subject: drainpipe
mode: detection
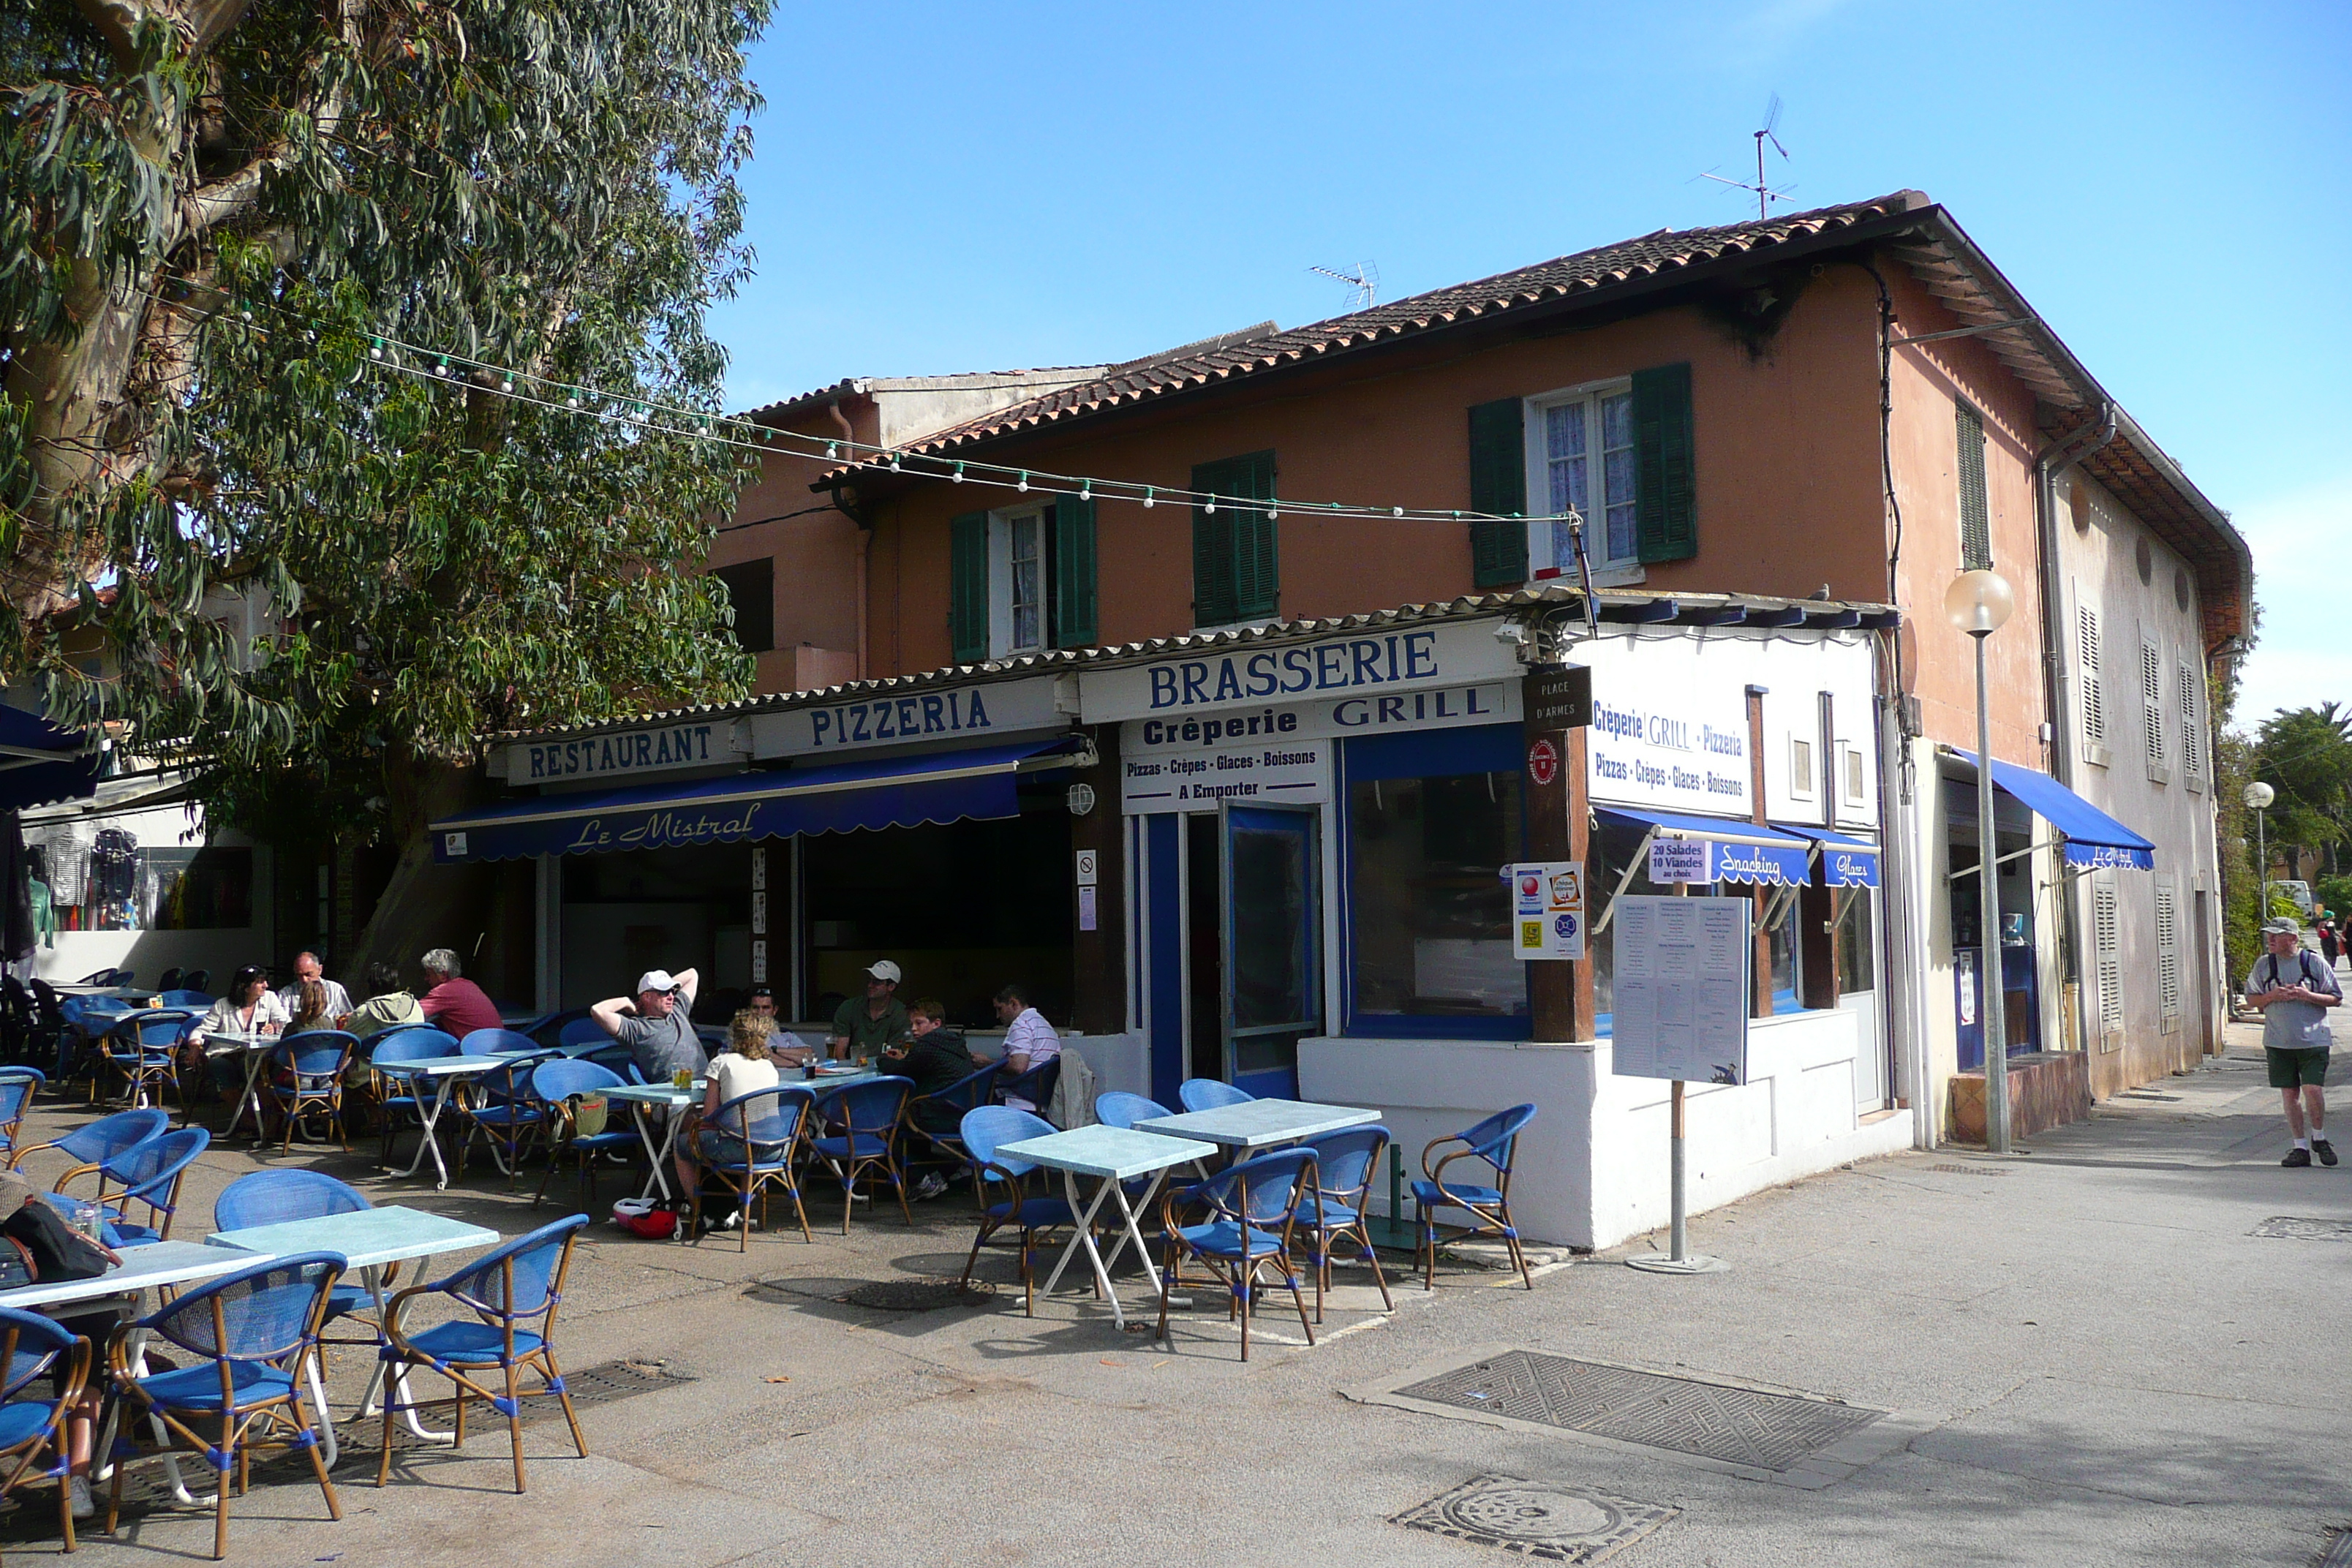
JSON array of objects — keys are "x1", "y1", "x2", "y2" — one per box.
[
  {"x1": 2034, "y1": 402, "x2": 2117, "y2": 1056},
  {"x1": 828, "y1": 399, "x2": 870, "y2": 682}
]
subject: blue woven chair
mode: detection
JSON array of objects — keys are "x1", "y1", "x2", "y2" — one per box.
[
  {"x1": 369, "y1": 1030, "x2": 462, "y2": 1164},
  {"x1": 556, "y1": 1016, "x2": 608, "y2": 1048},
  {"x1": 458, "y1": 1049, "x2": 556, "y2": 1183},
  {"x1": 59, "y1": 1126, "x2": 208, "y2": 1247},
  {"x1": 1411, "y1": 1103, "x2": 1539, "y2": 1291},
  {"x1": 993, "y1": 1055, "x2": 1061, "y2": 1123},
  {"x1": 103, "y1": 1251, "x2": 347, "y2": 1559},
  {"x1": 903, "y1": 1060, "x2": 1000, "y2": 1175},
  {"x1": 0, "y1": 1067, "x2": 45, "y2": 1164},
  {"x1": 1177, "y1": 1078, "x2": 1254, "y2": 1112},
  {"x1": 1156, "y1": 1147, "x2": 1318, "y2": 1361},
  {"x1": 214, "y1": 1171, "x2": 388, "y2": 1349},
  {"x1": 1297, "y1": 1126, "x2": 1395, "y2": 1318},
  {"x1": 0, "y1": 1307, "x2": 91, "y2": 1552},
  {"x1": 263, "y1": 1030, "x2": 357, "y2": 1153},
  {"x1": 1095, "y1": 1091, "x2": 1172, "y2": 1129},
  {"x1": 955, "y1": 1107, "x2": 1079, "y2": 1316},
  {"x1": 687, "y1": 1085, "x2": 815, "y2": 1249},
  {"x1": 529, "y1": 1060, "x2": 639, "y2": 1205},
  {"x1": 458, "y1": 1028, "x2": 542, "y2": 1058},
  {"x1": 7, "y1": 1104, "x2": 165, "y2": 1183},
  {"x1": 576, "y1": 1041, "x2": 646, "y2": 1083},
  {"x1": 374, "y1": 1214, "x2": 589, "y2": 1494},
  {"x1": 809, "y1": 1077, "x2": 914, "y2": 1233},
  {"x1": 159, "y1": 989, "x2": 215, "y2": 1010},
  {"x1": 96, "y1": 1009, "x2": 194, "y2": 1112},
  {"x1": 181, "y1": 970, "x2": 210, "y2": 996}
]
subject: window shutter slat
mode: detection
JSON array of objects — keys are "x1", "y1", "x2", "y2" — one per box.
[
  {"x1": 1466, "y1": 398, "x2": 1527, "y2": 588},
  {"x1": 2178, "y1": 657, "x2": 2203, "y2": 777},
  {"x1": 1193, "y1": 452, "x2": 1277, "y2": 625},
  {"x1": 1632, "y1": 362, "x2": 1696, "y2": 564},
  {"x1": 949, "y1": 510, "x2": 989, "y2": 663},
  {"x1": 2077, "y1": 605, "x2": 2104, "y2": 745},
  {"x1": 1052, "y1": 497, "x2": 1098, "y2": 648},
  {"x1": 1956, "y1": 402, "x2": 1991, "y2": 570},
  {"x1": 2141, "y1": 635, "x2": 2165, "y2": 774}
]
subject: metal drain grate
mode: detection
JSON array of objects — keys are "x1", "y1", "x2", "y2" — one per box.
[
  {"x1": 1398, "y1": 1352, "x2": 1881, "y2": 1472},
  {"x1": 2318, "y1": 1525, "x2": 2352, "y2": 1568},
  {"x1": 1929, "y1": 1163, "x2": 2008, "y2": 1176},
  {"x1": 2252, "y1": 1217, "x2": 2352, "y2": 1242},
  {"x1": 1392, "y1": 1474, "x2": 1677, "y2": 1564},
  {"x1": 542, "y1": 1357, "x2": 698, "y2": 1414}
]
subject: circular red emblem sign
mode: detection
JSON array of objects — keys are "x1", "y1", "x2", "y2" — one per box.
[{"x1": 1526, "y1": 737, "x2": 1559, "y2": 787}]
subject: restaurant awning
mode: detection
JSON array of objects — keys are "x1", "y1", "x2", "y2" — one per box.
[
  {"x1": 1770, "y1": 823, "x2": 1882, "y2": 888},
  {"x1": 1946, "y1": 749, "x2": 2156, "y2": 871},
  {"x1": 431, "y1": 736, "x2": 1082, "y2": 863},
  {"x1": 0, "y1": 704, "x2": 102, "y2": 813},
  {"x1": 1594, "y1": 806, "x2": 1812, "y2": 886}
]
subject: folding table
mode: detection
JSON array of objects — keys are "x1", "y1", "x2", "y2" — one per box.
[
  {"x1": 388, "y1": 1055, "x2": 526, "y2": 1188},
  {"x1": 603, "y1": 1082, "x2": 698, "y2": 1202},
  {"x1": 1134, "y1": 1098, "x2": 1379, "y2": 1152},
  {"x1": 995, "y1": 1125, "x2": 1217, "y2": 1330}
]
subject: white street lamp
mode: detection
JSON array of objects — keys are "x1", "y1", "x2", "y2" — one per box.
[
  {"x1": 2246, "y1": 780, "x2": 2277, "y2": 921},
  {"x1": 1945, "y1": 570, "x2": 2016, "y2": 1154}
]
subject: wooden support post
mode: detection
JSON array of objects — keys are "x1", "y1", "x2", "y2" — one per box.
[
  {"x1": 1799, "y1": 691, "x2": 1840, "y2": 1011},
  {"x1": 1068, "y1": 723, "x2": 1126, "y2": 1036},
  {"x1": 1746, "y1": 685, "x2": 1773, "y2": 1018}
]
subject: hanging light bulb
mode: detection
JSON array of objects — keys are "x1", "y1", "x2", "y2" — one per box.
[
  {"x1": 501, "y1": 379, "x2": 515, "y2": 393},
  {"x1": 1143, "y1": 487, "x2": 1155, "y2": 508},
  {"x1": 1392, "y1": 507, "x2": 1404, "y2": 519},
  {"x1": 369, "y1": 340, "x2": 384, "y2": 360},
  {"x1": 1267, "y1": 498, "x2": 1279, "y2": 519},
  {"x1": 889, "y1": 453, "x2": 902, "y2": 472},
  {"x1": 1205, "y1": 495, "x2": 1217, "y2": 514},
  {"x1": 1017, "y1": 472, "x2": 1029, "y2": 492},
  {"x1": 1079, "y1": 482, "x2": 1092, "y2": 502},
  {"x1": 952, "y1": 463, "x2": 965, "y2": 483},
  {"x1": 565, "y1": 396, "x2": 578, "y2": 408}
]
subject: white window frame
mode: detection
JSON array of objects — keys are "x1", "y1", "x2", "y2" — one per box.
[
  {"x1": 1839, "y1": 743, "x2": 1868, "y2": 810},
  {"x1": 1523, "y1": 377, "x2": 1640, "y2": 585},
  {"x1": 987, "y1": 507, "x2": 1047, "y2": 660},
  {"x1": 1788, "y1": 736, "x2": 1816, "y2": 803}
]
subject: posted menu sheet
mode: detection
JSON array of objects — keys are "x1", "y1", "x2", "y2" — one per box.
[{"x1": 1610, "y1": 894, "x2": 1751, "y2": 1085}]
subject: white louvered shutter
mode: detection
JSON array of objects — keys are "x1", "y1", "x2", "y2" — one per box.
[
  {"x1": 2178, "y1": 658, "x2": 2204, "y2": 779},
  {"x1": 2094, "y1": 872, "x2": 2123, "y2": 1044},
  {"x1": 2155, "y1": 876, "x2": 2181, "y2": 1023},
  {"x1": 2077, "y1": 605, "x2": 2104, "y2": 745},
  {"x1": 2140, "y1": 635, "x2": 2165, "y2": 778}
]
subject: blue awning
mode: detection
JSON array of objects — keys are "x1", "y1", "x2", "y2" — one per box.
[
  {"x1": 0, "y1": 704, "x2": 102, "y2": 813},
  {"x1": 1594, "y1": 806, "x2": 1812, "y2": 886},
  {"x1": 1948, "y1": 750, "x2": 2156, "y2": 871},
  {"x1": 431, "y1": 736, "x2": 1079, "y2": 862},
  {"x1": 1771, "y1": 823, "x2": 1882, "y2": 888}
]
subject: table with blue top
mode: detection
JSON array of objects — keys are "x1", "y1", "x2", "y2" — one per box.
[
  {"x1": 389, "y1": 1054, "x2": 535, "y2": 1188},
  {"x1": 1134, "y1": 1098, "x2": 1378, "y2": 1152},
  {"x1": 206, "y1": 1205, "x2": 500, "y2": 1466},
  {"x1": 603, "y1": 1081, "x2": 701, "y2": 1203},
  {"x1": 997, "y1": 1125, "x2": 1218, "y2": 1328}
]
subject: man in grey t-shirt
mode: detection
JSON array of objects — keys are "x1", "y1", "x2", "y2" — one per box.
[
  {"x1": 2247, "y1": 918, "x2": 2342, "y2": 1168},
  {"x1": 591, "y1": 966, "x2": 709, "y2": 1084}
]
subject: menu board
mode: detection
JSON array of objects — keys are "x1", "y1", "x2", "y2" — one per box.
[{"x1": 1609, "y1": 894, "x2": 1751, "y2": 1085}]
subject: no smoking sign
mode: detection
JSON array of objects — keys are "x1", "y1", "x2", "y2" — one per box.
[{"x1": 1526, "y1": 737, "x2": 1559, "y2": 787}]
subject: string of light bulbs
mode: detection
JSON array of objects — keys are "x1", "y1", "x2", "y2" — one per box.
[{"x1": 201, "y1": 284, "x2": 1583, "y2": 530}]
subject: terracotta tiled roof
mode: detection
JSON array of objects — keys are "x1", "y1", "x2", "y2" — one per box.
[{"x1": 892, "y1": 192, "x2": 1926, "y2": 459}]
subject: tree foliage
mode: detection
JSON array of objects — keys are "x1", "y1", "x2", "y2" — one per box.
[
  {"x1": 2255, "y1": 702, "x2": 2352, "y2": 880},
  {"x1": 2, "y1": 0, "x2": 769, "y2": 840}
]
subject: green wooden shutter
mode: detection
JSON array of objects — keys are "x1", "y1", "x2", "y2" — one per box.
[
  {"x1": 1956, "y1": 401, "x2": 1991, "y2": 570},
  {"x1": 1192, "y1": 451, "x2": 1277, "y2": 625},
  {"x1": 1467, "y1": 398, "x2": 1527, "y2": 588},
  {"x1": 1632, "y1": 361, "x2": 1696, "y2": 564},
  {"x1": 1051, "y1": 496, "x2": 1098, "y2": 648},
  {"x1": 949, "y1": 510, "x2": 989, "y2": 663}
]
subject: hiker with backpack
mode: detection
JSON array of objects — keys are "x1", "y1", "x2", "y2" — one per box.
[{"x1": 2248, "y1": 916, "x2": 2344, "y2": 1168}]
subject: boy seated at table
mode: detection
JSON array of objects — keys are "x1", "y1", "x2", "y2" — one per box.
[{"x1": 884, "y1": 999, "x2": 987, "y2": 1199}]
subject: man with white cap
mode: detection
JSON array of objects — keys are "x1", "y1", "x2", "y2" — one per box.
[
  {"x1": 827, "y1": 960, "x2": 908, "y2": 1063},
  {"x1": 2247, "y1": 916, "x2": 2342, "y2": 1167},
  {"x1": 592, "y1": 965, "x2": 707, "y2": 1084}
]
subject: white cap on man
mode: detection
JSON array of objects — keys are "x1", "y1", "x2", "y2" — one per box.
[
  {"x1": 865, "y1": 960, "x2": 902, "y2": 984},
  {"x1": 636, "y1": 969, "x2": 681, "y2": 996}
]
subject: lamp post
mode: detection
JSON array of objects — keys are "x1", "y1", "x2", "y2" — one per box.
[
  {"x1": 2246, "y1": 781, "x2": 2276, "y2": 920},
  {"x1": 1945, "y1": 569, "x2": 2016, "y2": 1154}
]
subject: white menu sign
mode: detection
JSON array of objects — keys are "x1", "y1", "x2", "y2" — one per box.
[{"x1": 1609, "y1": 894, "x2": 1751, "y2": 1085}]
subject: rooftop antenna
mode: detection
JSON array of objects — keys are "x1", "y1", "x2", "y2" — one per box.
[
  {"x1": 1308, "y1": 261, "x2": 1379, "y2": 311},
  {"x1": 1697, "y1": 94, "x2": 1794, "y2": 220}
]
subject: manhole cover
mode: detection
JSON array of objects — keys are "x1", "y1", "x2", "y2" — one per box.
[
  {"x1": 841, "y1": 1279, "x2": 997, "y2": 1311},
  {"x1": 1397, "y1": 1352, "x2": 1880, "y2": 1471},
  {"x1": 1929, "y1": 1164, "x2": 2008, "y2": 1175},
  {"x1": 2251, "y1": 1217, "x2": 2352, "y2": 1242},
  {"x1": 550, "y1": 1358, "x2": 698, "y2": 1414},
  {"x1": 2318, "y1": 1524, "x2": 2352, "y2": 1568},
  {"x1": 1392, "y1": 1474, "x2": 1677, "y2": 1564}
]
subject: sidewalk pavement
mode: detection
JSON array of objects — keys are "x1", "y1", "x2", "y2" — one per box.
[{"x1": 19, "y1": 1019, "x2": 2352, "y2": 1567}]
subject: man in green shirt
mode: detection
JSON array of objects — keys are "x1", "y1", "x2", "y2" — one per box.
[{"x1": 828, "y1": 960, "x2": 908, "y2": 1061}]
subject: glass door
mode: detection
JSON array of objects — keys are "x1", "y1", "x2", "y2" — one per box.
[{"x1": 1220, "y1": 802, "x2": 1322, "y2": 1099}]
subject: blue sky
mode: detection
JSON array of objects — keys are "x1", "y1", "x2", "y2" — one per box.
[{"x1": 710, "y1": 1, "x2": 2350, "y2": 731}]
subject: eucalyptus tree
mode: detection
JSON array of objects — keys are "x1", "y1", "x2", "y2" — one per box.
[{"x1": 2, "y1": 0, "x2": 771, "y2": 845}]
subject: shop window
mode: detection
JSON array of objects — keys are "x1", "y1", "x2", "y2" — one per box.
[
  {"x1": 23, "y1": 830, "x2": 252, "y2": 932},
  {"x1": 1835, "y1": 884, "x2": 1876, "y2": 993},
  {"x1": 1342, "y1": 725, "x2": 1525, "y2": 1038},
  {"x1": 707, "y1": 558, "x2": 774, "y2": 653},
  {"x1": 1589, "y1": 818, "x2": 1808, "y2": 1022}
]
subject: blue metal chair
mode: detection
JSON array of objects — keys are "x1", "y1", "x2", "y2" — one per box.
[
  {"x1": 0, "y1": 1307, "x2": 91, "y2": 1552},
  {"x1": 1298, "y1": 1126, "x2": 1395, "y2": 1318},
  {"x1": 529, "y1": 1060, "x2": 639, "y2": 1205},
  {"x1": 6, "y1": 1104, "x2": 166, "y2": 1183},
  {"x1": 555, "y1": 1016, "x2": 608, "y2": 1048},
  {"x1": 104, "y1": 1251, "x2": 346, "y2": 1557},
  {"x1": 458, "y1": 1049, "x2": 556, "y2": 1183},
  {"x1": 993, "y1": 1055, "x2": 1060, "y2": 1123},
  {"x1": 159, "y1": 988, "x2": 215, "y2": 1010},
  {"x1": 264, "y1": 1030, "x2": 358, "y2": 1153},
  {"x1": 369, "y1": 1030, "x2": 463, "y2": 1164},
  {"x1": 955, "y1": 1107, "x2": 1078, "y2": 1316},
  {"x1": 1411, "y1": 1103, "x2": 1539, "y2": 1291},
  {"x1": 96, "y1": 1009, "x2": 194, "y2": 1111},
  {"x1": 1155, "y1": 1147, "x2": 1318, "y2": 1361},
  {"x1": 0, "y1": 1067, "x2": 46, "y2": 1163},
  {"x1": 374, "y1": 1214, "x2": 590, "y2": 1494},
  {"x1": 59, "y1": 1126, "x2": 209, "y2": 1247},
  {"x1": 687, "y1": 1085, "x2": 815, "y2": 1249},
  {"x1": 904, "y1": 1060, "x2": 1000, "y2": 1174},
  {"x1": 1096, "y1": 1091, "x2": 1173, "y2": 1129},
  {"x1": 1178, "y1": 1078, "x2": 1254, "y2": 1112},
  {"x1": 577, "y1": 1041, "x2": 646, "y2": 1083},
  {"x1": 809, "y1": 1077, "x2": 914, "y2": 1233},
  {"x1": 155, "y1": 968, "x2": 184, "y2": 992},
  {"x1": 459, "y1": 1028, "x2": 543, "y2": 1058},
  {"x1": 214, "y1": 1170, "x2": 388, "y2": 1346},
  {"x1": 181, "y1": 969, "x2": 210, "y2": 996}
]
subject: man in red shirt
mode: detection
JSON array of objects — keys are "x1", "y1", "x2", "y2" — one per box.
[{"x1": 417, "y1": 948, "x2": 502, "y2": 1039}]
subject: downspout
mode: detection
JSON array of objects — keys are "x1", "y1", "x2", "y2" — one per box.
[
  {"x1": 827, "y1": 399, "x2": 870, "y2": 682},
  {"x1": 2035, "y1": 402, "x2": 2116, "y2": 1057}
]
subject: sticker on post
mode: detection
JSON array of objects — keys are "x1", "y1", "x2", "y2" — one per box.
[{"x1": 1509, "y1": 862, "x2": 1584, "y2": 960}]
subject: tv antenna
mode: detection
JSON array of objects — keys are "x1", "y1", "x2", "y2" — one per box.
[
  {"x1": 1308, "y1": 261, "x2": 1379, "y2": 311},
  {"x1": 1697, "y1": 94, "x2": 1794, "y2": 220}
]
